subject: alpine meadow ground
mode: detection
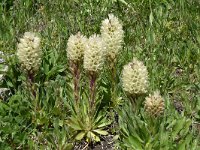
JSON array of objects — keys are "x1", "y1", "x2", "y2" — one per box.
[{"x1": 0, "y1": 0, "x2": 200, "y2": 149}]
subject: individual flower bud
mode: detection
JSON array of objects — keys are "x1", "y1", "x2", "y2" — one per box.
[
  {"x1": 122, "y1": 58, "x2": 148, "y2": 95},
  {"x1": 144, "y1": 91, "x2": 165, "y2": 117},
  {"x1": 101, "y1": 14, "x2": 124, "y2": 61},
  {"x1": 67, "y1": 32, "x2": 87, "y2": 62},
  {"x1": 17, "y1": 32, "x2": 42, "y2": 73},
  {"x1": 84, "y1": 34, "x2": 105, "y2": 73}
]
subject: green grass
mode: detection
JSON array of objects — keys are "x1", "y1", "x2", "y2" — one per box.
[{"x1": 0, "y1": 0, "x2": 200, "y2": 149}]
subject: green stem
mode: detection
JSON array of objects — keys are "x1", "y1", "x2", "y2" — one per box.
[
  {"x1": 130, "y1": 95, "x2": 137, "y2": 112},
  {"x1": 110, "y1": 61, "x2": 118, "y2": 108}
]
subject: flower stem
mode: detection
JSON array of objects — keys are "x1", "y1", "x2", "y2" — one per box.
[
  {"x1": 28, "y1": 71, "x2": 36, "y2": 98},
  {"x1": 71, "y1": 61, "x2": 81, "y2": 113},
  {"x1": 130, "y1": 95, "x2": 137, "y2": 111},
  {"x1": 110, "y1": 61, "x2": 118, "y2": 108},
  {"x1": 89, "y1": 72, "x2": 97, "y2": 116}
]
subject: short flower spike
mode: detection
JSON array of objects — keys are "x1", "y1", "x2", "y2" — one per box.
[
  {"x1": 17, "y1": 32, "x2": 42, "y2": 73},
  {"x1": 67, "y1": 32, "x2": 87, "y2": 62},
  {"x1": 84, "y1": 34, "x2": 105, "y2": 73},
  {"x1": 101, "y1": 14, "x2": 124, "y2": 62},
  {"x1": 144, "y1": 91, "x2": 165, "y2": 117},
  {"x1": 122, "y1": 58, "x2": 148, "y2": 95}
]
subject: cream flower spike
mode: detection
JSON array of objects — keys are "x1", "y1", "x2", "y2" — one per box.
[
  {"x1": 144, "y1": 91, "x2": 165, "y2": 117},
  {"x1": 84, "y1": 34, "x2": 105, "y2": 73},
  {"x1": 101, "y1": 14, "x2": 124, "y2": 61},
  {"x1": 122, "y1": 58, "x2": 148, "y2": 95},
  {"x1": 67, "y1": 32, "x2": 87, "y2": 62},
  {"x1": 17, "y1": 32, "x2": 42, "y2": 73}
]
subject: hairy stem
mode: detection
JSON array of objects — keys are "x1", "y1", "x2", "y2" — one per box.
[
  {"x1": 28, "y1": 71, "x2": 36, "y2": 98},
  {"x1": 89, "y1": 72, "x2": 97, "y2": 116},
  {"x1": 73, "y1": 62, "x2": 80, "y2": 105},
  {"x1": 110, "y1": 60, "x2": 118, "y2": 108}
]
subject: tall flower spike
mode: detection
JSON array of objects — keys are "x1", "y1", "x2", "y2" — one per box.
[
  {"x1": 144, "y1": 91, "x2": 165, "y2": 117},
  {"x1": 67, "y1": 32, "x2": 87, "y2": 62},
  {"x1": 84, "y1": 34, "x2": 105, "y2": 73},
  {"x1": 122, "y1": 58, "x2": 148, "y2": 95},
  {"x1": 17, "y1": 32, "x2": 42, "y2": 73},
  {"x1": 101, "y1": 14, "x2": 124, "y2": 62}
]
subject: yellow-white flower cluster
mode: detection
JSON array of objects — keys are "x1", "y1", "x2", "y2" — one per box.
[
  {"x1": 17, "y1": 32, "x2": 42, "y2": 73},
  {"x1": 144, "y1": 91, "x2": 165, "y2": 117},
  {"x1": 67, "y1": 32, "x2": 87, "y2": 62},
  {"x1": 83, "y1": 34, "x2": 105, "y2": 73},
  {"x1": 101, "y1": 14, "x2": 124, "y2": 61},
  {"x1": 122, "y1": 58, "x2": 148, "y2": 95}
]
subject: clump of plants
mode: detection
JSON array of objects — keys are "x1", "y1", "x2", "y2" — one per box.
[{"x1": 66, "y1": 14, "x2": 124, "y2": 145}]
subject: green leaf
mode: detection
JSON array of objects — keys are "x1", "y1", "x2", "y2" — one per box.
[
  {"x1": 66, "y1": 118, "x2": 82, "y2": 130},
  {"x1": 180, "y1": 119, "x2": 191, "y2": 137},
  {"x1": 172, "y1": 118, "x2": 185, "y2": 139},
  {"x1": 97, "y1": 120, "x2": 112, "y2": 128},
  {"x1": 149, "y1": 11, "x2": 154, "y2": 26},
  {"x1": 93, "y1": 129, "x2": 108, "y2": 135},
  {"x1": 59, "y1": 119, "x2": 63, "y2": 127},
  {"x1": 75, "y1": 131, "x2": 86, "y2": 141},
  {"x1": 191, "y1": 138, "x2": 198, "y2": 150},
  {"x1": 127, "y1": 136, "x2": 143, "y2": 150},
  {"x1": 166, "y1": 120, "x2": 176, "y2": 129},
  {"x1": 184, "y1": 134, "x2": 193, "y2": 146},
  {"x1": 87, "y1": 131, "x2": 100, "y2": 142},
  {"x1": 63, "y1": 143, "x2": 74, "y2": 150},
  {"x1": 118, "y1": 0, "x2": 128, "y2": 5},
  {"x1": 113, "y1": 135, "x2": 119, "y2": 141},
  {"x1": 6, "y1": 81, "x2": 13, "y2": 87},
  {"x1": 177, "y1": 141, "x2": 185, "y2": 150}
]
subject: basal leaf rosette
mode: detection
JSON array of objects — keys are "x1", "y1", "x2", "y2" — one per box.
[
  {"x1": 122, "y1": 58, "x2": 148, "y2": 96},
  {"x1": 144, "y1": 91, "x2": 165, "y2": 117},
  {"x1": 101, "y1": 14, "x2": 124, "y2": 62},
  {"x1": 67, "y1": 32, "x2": 87, "y2": 62},
  {"x1": 17, "y1": 32, "x2": 42, "y2": 74},
  {"x1": 83, "y1": 34, "x2": 105, "y2": 74}
]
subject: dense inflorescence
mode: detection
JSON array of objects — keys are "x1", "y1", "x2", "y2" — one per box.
[
  {"x1": 101, "y1": 14, "x2": 124, "y2": 62},
  {"x1": 144, "y1": 91, "x2": 165, "y2": 117},
  {"x1": 67, "y1": 32, "x2": 87, "y2": 62},
  {"x1": 84, "y1": 34, "x2": 105, "y2": 73},
  {"x1": 16, "y1": 32, "x2": 42, "y2": 73},
  {"x1": 122, "y1": 58, "x2": 148, "y2": 95}
]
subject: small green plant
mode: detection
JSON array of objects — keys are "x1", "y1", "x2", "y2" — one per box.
[
  {"x1": 65, "y1": 14, "x2": 125, "y2": 145},
  {"x1": 66, "y1": 34, "x2": 112, "y2": 143},
  {"x1": 101, "y1": 14, "x2": 124, "y2": 108},
  {"x1": 119, "y1": 99, "x2": 199, "y2": 150}
]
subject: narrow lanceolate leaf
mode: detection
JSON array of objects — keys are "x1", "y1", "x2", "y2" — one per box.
[
  {"x1": 118, "y1": 0, "x2": 128, "y2": 5},
  {"x1": 149, "y1": 11, "x2": 154, "y2": 26},
  {"x1": 66, "y1": 119, "x2": 82, "y2": 130},
  {"x1": 172, "y1": 118, "x2": 185, "y2": 139},
  {"x1": 166, "y1": 120, "x2": 176, "y2": 130},
  {"x1": 93, "y1": 129, "x2": 108, "y2": 135},
  {"x1": 177, "y1": 140, "x2": 186, "y2": 150},
  {"x1": 75, "y1": 131, "x2": 86, "y2": 141},
  {"x1": 97, "y1": 120, "x2": 112, "y2": 128},
  {"x1": 87, "y1": 131, "x2": 100, "y2": 142},
  {"x1": 127, "y1": 136, "x2": 143, "y2": 150}
]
